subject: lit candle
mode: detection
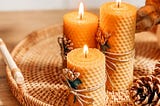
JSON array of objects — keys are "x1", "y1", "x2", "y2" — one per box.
[
  {"x1": 100, "y1": 0, "x2": 137, "y2": 91},
  {"x1": 67, "y1": 46, "x2": 106, "y2": 106},
  {"x1": 63, "y1": 2, "x2": 98, "y2": 48}
]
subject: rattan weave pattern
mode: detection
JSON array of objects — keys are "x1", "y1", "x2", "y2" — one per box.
[
  {"x1": 6, "y1": 25, "x2": 160, "y2": 106},
  {"x1": 134, "y1": 32, "x2": 160, "y2": 78}
]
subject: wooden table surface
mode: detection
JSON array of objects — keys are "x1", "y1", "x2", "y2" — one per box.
[{"x1": 0, "y1": 10, "x2": 98, "y2": 106}]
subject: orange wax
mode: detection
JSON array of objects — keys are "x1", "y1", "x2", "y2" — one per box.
[
  {"x1": 100, "y1": 2, "x2": 137, "y2": 91},
  {"x1": 63, "y1": 12, "x2": 98, "y2": 48}
]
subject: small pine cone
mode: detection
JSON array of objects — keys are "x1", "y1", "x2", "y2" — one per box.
[
  {"x1": 63, "y1": 37, "x2": 73, "y2": 55},
  {"x1": 129, "y1": 75, "x2": 160, "y2": 106},
  {"x1": 153, "y1": 61, "x2": 160, "y2": 78},
  {"x1": 96, "y1": 27, "x2": 111, "y2": 52},
  {"x1": 96, "y1": 27, "x2": 111, "y2": 46},
  {"x1": 96, "y1": 28, "x2": 106, "y2": 45},
  {"x1": 62, "y1": 68, "x2": 80, "y2": 81}
]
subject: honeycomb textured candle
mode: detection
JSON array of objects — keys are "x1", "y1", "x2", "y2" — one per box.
[
  {"x1": 63, "y1": 12, "x2": 98, "y2": 48},
  {"x1": 67, "y1": 48, "x2": 106, "y2": 106},
  {"x1": 100, "y1": 2, "x2": 137, "y2": 91}
]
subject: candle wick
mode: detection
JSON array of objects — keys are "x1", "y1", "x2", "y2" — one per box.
[
  {"x1": 85, "y1": 52, "x2": 87, "y2": 58},
  {"x1": 83, "y1": 45, "x2": 88, "y2": 58},
  {"x1": 80, "y1": 14, "x2": 83, "y2": 20},
  {"x1": 117, "y1": 2, "x2": 120, "y2": 8}
]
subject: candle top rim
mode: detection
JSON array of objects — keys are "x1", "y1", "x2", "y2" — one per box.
[
  {"x1": 101, "y1": 1, "x2": 137, "y2": 8},
  {"x1": 67, "y1": 48, "x2": 105, "y2": 66},
  {"x1": 63, "y1": 11, "x2": 98, "y2": 23},
  {"x1": 100, "y1": 2, "x2": 137, "y2": 14}
]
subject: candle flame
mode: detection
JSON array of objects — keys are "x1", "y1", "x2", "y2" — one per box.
[
  {"x1": 83, "y1": 45, "x2": 88, "y2": 58},
  {"x1": 78, "y1": 2, "x2": 84, "y2": 20},
  {"x1": 116, "y1": 0, "x2": 121, "y2": 8}
]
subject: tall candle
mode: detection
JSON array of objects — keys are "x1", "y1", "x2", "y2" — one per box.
[
  {"x1": 100, "y1": 1, "x2": 137, "y2": 91},
  {"x1": 63, "y1": 2, "x2": 98, "y2": 48},
  {"x1": 67, "y1": 46, "x2": 106, "y2": 106}
]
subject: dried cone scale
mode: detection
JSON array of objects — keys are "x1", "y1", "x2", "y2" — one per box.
[
  {"x1": 153, "y1": 61, "x2": 160, "y2": 78},
  {"x1": 129, "y1": 75, "x2": 160, "y2": 106}
]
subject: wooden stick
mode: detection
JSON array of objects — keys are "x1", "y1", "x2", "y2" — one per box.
[{"x1": 0, "y1": 38, "x2": 24, "y2": 85}]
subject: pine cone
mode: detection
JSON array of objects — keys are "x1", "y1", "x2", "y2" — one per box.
[
  {"x1": 96, "y1": 27, "x2": 108, "y2": 45},
  {"x1": 62, "y1": 68, "x2": 80, "y2": 81},
  {"x1": 153, "y1": 61, "x2": 160, "y2": 78},
  {"x1": 58, "y1": 36, "x2": 73, "y2": 56},
  {"x1": 96, "y1": 27, "x2": 111, "y2": 52},
  {"x1": 129, "y1": 75, "x2": 160, "y2": 106},
  {"x1": 96, "y1": 27, "x2": 112, "y2": 45},
  {"x1": 58, "y1": 37, "x2": 73, "y2": 68},
  {"x1": 62, "y1": 37, "x2": 73, "y2": 56}
]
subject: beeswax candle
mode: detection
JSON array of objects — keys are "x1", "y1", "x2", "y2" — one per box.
[
  {"x1": 63, "y1": 2, "x2": 98, "y2": 48},
  {"x1": 100, "y1": 1, "x2": 137, "y2": 91},
  {"x1": 67, "y1": 47, "x2": 106, "y2": 106}
]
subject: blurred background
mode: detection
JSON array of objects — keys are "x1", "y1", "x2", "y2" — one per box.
[{"x1": 0, "y1": 0, "x2": 145, "y2": 11}]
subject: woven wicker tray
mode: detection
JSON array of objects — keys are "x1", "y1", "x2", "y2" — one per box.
[{"x1": 6, "y1": 25, "x2": 160, "y2": 106}]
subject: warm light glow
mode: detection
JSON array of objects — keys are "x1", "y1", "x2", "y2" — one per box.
[
  {"x1": 78, "y1": 2, "x2": 84, "y2": 20},
  {"x1": 116, "y1": 0, "x2": 121, "y2": 8},
  {"x1": 83, "y1": 45, "x2": 88, "y2": 58}
]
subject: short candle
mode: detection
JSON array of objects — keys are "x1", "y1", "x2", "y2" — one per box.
[{"x1": 67, "y1": 46, "x2": 106, "y2": 106}]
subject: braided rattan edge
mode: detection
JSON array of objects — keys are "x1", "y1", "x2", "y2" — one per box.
[{"x1": 6, "y1": 24, "x2": 62, "y2": 106}]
